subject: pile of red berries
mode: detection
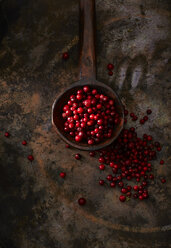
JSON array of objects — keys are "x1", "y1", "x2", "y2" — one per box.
[
  {"x1": 62, "y1": 86, "x2": 120, "y2": 145},
  {"x1": 95, "y1": 109, "x2": 166, "y2": 202}
]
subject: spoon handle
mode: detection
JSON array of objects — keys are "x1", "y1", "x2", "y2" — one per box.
[{"x1": 79, "y1": 0, "x2": 96, "y2": 81}]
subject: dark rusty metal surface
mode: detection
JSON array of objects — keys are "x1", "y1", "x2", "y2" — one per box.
[{"x1": 0, "y1": 0, "x2": 171, "y2": 247}]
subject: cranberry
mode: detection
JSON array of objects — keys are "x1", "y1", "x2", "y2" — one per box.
[
  {"x1": 22, "y1": 140, "x2": 27, "y2": 145},
  {"x1": 75, "y1": 135, "x2": 82, "y2": 142},
  {"x1": 121, "y1": 188, "x2": 127, "y2": 194},
  {"x1": 119, "y1": 195, "x2": 126, "y2": 202},
  {"x1": 157, "y1": 147, "x2": 161, "y2": 151},
  {"x1": 99, "y1": 180, "x2": 105, "y2": 185},
  {"x1": 83, "y1": 86, "x2": 90, "y2": 93},
  {"x1": 147, "y1": 109, "x2": 152, "y2": 115},
  {"x1": 106, "y1": 175, "x2": 113, "y2": 181},
  {"x1": 107, "y1": 63, "x2": 114, "y2": 70},
  {"x1": 108, "y1": 71, "x2": 113, "y2": 76},
  {"x1": 143, "y1": 116, "x2": 148, "y2": 121},
  {"x1": 27, "y1": 155, "x2": 34, "y2": 161},
  {"x1": 161, "y1": 178, "x2": 166, "y2": 183},
  {"x1": 133, "y1": 185, "x2": 138, "y2": 191},
  {"x1": 160, "y1": 160, "x2": 164, "y2": 165},
  {"x1": 78, "y1": 198, "x2": 86, "y2": 205},
  {"x1": 149, "y1": 174, "x2": 154, "y2": 180},
  {"x1": 75, "y1": 154, "x2": 81, "y2": 160},
  {"x1": 139, "y1": 195, "x2": 144, "y2": 200},
  {"x1": 89, "y1": 151, "x2": 95, "y2": 157},
  {"x1": 140, "y1": 119, "x2": 145, "y2": 124},
  {"x1": 127, "y1": 192, "x2": 131, "y2": 197},
  {"x1": 99, "y1": 164, "x2": 105, "y2": 170},
  {"x1": 62, "y1": 52, "x2": 69, "y2": 60},
  {"x1": 118, "y1": 181, "x2": 124, "y2": 187},
  {"x1": 110, "y1": 182, "x2": 116, "y2": 187},
  {"x1": 4, "y1": 132, "x2": 10, "y2": 137},
  {"x1": 60, "y1": 172, "x2": 66, "y2": 178},
  {"x1": 133, "y1": 194, "x2": 138, "y2": 199}
]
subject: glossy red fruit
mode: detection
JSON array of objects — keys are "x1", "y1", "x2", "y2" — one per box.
[
  {"x1": 99, "y1": 180, "x2": 105, "y2": 185},
  {"x1": 133, "y1": 185, "x2": 138, "y2": 191},
  {"x1": 62, "y1": 52, "x2": 69, "y2": 60},
  {"x1": 4, "y1": 132, "x2": 10, "y2": 137},
  {"x1": 75, "y1": 154, "x2": 81, "y2": 160},
  {"x1": 65, "y1": 144, "x2": 70, "y2": 148},
  {"x1": 89, "y1": 151, "x2": 95, "y2": 157},
  {"x1": 83, "y1": 86, "x2": 90, "y2": 93},
  {"x1": 121, "y1": 188, "x2": 128, "y2": 194},
  {"x1": 140, "y1": 119, "x2": 145, "y2": 124},
  {"x1": 139, "y1": 195, "x2": 144, "y2": 200},
  {"x1": 99, "y1": 164, "x2": 105, "y2": 170},
  {"x1": 110, "y1": 182, "x2": 116, "y2": 187},
  {"x1": 22, "y1": 140, "x2": 27, "y2": 145},
  {"x1": 160, "y1": 160, "x2": 164, "y2": 165},
  {"x1": 119, "y1": 195, "x2": 126, "y2": 202},
  {"x1": 161, "y1": 178, "x2": 166, "y2": 183},
  {"x1": 27, "y1": 155, "x2": 34, "y2": 161},
  {"x1": 78, "y1": 197, "x2": 86, "y2": 205},
  {"x1": 60, "y1": 172, "x2": 66, "y2": 178},
  {"x1": 108, "y1": 71, "x2": 113, "y2": 76},
  {"x1": 107, "y1": 63, "x2": 114, "y2": 70},
  {"x1": 147, "y1": 109, "x2": 152, "y2": 115}
]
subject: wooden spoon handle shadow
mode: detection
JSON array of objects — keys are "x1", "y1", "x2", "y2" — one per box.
[{"x1": 79, "y1": 0, "x2": 96, "y2": 81}]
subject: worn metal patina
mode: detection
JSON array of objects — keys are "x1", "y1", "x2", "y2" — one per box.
[{"x1": 0, "y1": 0, "x2": 170, "y2": 247}]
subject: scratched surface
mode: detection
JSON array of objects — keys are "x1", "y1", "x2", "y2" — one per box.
[{"x1": 0, "y1": 0, "x2": 171, "y2": 247}]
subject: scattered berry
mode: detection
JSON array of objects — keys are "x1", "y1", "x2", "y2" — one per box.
[
  {"x1": 78, "y1": 197, "x2": 86, "y2": 205},
  {"x1": 60, "y1": 172, "x2": 66, "y2": 178}
]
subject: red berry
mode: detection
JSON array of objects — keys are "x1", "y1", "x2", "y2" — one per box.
[
  {"x1": 121, "y1": 188, "x2": 128, "y2": 194},
  {"x1": 27, "y1": 155, "x2": 34, "y2": 161},
  {"x1": 75, "y1": 135, "x2": 82, "y2": 142},
  {"x1": 110, "y1": 182, "x2": 116, "y2": 187},
  {"x1": 140, "y1": 119, "x2": 145, "y2": 124},
  {"x1": 22, "y1": 140, "x2": 27, "y2": 145},
  {"x1": 108, "y1": 71, "x2": 113, "y2": 76},
  {"x1": 65, "y1": 144, "x2": 70, "y2": 148},
  {"x1": 139, "y1": 195, "x2": 144, "y2": 200},
  {"x1": 133, "y1": 185, "x2": 138, "y2": 191},
  {"x1": 60, "y1": 172, "x2": 66, "y2": 178},
  {"x1": 99, "y1": 180, "x2": 105, "y2": 185},
  {"x1": 99, "y1": 164, "x2": 105, "y2": 170},
  {"x1": 83, "y1": 86, "x2": 90, "y2": 93},
  {"x1": 119, "y1": 195, "x2": 126, "y2": 202},
  {"x1": 89, "y1": 151, "x2": 95, "y2": 157},
  {"x1": 147, "y1": 109, "x2": 152, "y2": 115},
  {"x1": 107, "y1": 63, "x2": 114, "y2": 70},
  {"x1": 75, "y1": 154, "x2": 81, "y2": 160},
  {"x1": 160, "y1": 160, "x2": 164, "y2": 165},
  {"x1": 143, "y1": 116, "x2": 148, "y2": 121},
  {"x1": 62, "y1": 52, "x2": 69, "y2": 60},
  {"x1": 78, "y1": 197, "x2": 86, "y2": 205},
  {"x1": 4, "y1": 132, "x2": 10, "y2": 137},
  {"x1": 161, "y1": 178, "x2": 166, "y2": 183}
]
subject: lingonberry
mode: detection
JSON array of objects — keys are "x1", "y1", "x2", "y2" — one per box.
[
  {"x1": 75, "y1": 153, "x2": 81, "y2": 160},
  {"x1": 108, "y1": 71, "x2": 113, "y2": 76},
  {"x1": 27, "y1": 155, "x2": 34, "y2": 161},
  {"x1": 60, "y1": 172, "x2": 66, "y2": 178},
  {"x1": 161, "y1": 178, "x2": 166, "y2": 183},
  {"x1": 62, "y1": 52, "x2": 69, "y2": 60},
  {"x1": 78, "y1": 198, "x2": 86, "y2": 205},
  {"x1": 139, "y1": 195, "x2": 144, "y2": 200},
  {"x1": 99, "y1": 164, "x2": 105, "y2": 170},
  {"x1": 4, "y1": 132, "x2": 10, "y2": 137},
  {"x1": 99, "y1": 180, "x2": 105, "y2": 185},
  {"x1": 89, "y1": 151, "x2": 95, "y2": 157},
  {"x1": 143, "y1": 116, "x2": 148, "y2": 121},
  {"x1": 160, "y1": 160, "x2": 164, "y2": 165},
  {"x1": 140, "y1": 119, "x2": 145, "y2": 124},
  {"x1": 107, "y1": 63, "x2": 114, "y2": 70},
  {"x1": 106, "y1": 175, "x2": 113, "y2": 181},
  {"x1": 119, "y1": 195, "x2": 126, "y2": 202},
  {"x1": 147, "y1": 109, "x2": 152, "y2": 115},
  {"x1": 22, "y1": 140, "x2": 27, "y2": 145},
  {"x1": 121, "y1": 188, "x2": 127, "y2": 194}
]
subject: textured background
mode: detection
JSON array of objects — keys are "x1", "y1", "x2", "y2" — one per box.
[{"x1": 0, "y1": 0, "x2": 171, "y2": 247}]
